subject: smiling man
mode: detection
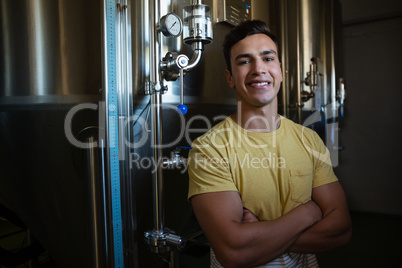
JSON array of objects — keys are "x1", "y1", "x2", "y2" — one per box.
[{"x1": 188, "y1": 20, "x2": 352, "y2": 268}]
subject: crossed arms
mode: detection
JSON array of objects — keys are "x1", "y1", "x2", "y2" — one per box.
[{"x1": 190, "y1": 181, "x2": 352, "y2": 268}]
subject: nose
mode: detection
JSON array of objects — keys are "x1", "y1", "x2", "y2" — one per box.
[{"x1": 251, "y1": 59, "x2": 266, "y2": 76}]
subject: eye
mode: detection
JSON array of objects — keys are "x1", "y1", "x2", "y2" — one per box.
[
  {"x1": 264, "y1": 57, "x2": 274, "y2": 62},
  {"x1": 238, "y1": 60, "x2": 250, "y2": 65}
]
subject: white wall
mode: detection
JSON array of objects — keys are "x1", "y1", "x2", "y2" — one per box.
[{"x1": 336, "y1": 0, "x2": 402, "y2": 215}]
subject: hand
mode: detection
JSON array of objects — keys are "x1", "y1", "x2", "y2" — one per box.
[
  {"x1": 303, "y1": 200, "x2": 323, "y2": 224},
  {"x1": 241, "y1": 208, "x2": 259, "y2": 223}
]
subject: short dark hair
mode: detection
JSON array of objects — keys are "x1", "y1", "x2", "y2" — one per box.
[{"x1": 223, "y1": 20, "x2": 279, "y2": 73}]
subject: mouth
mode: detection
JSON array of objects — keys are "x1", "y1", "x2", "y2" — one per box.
[{"x1": 247, "y1": 81, "x2": 271, "y2": 87}]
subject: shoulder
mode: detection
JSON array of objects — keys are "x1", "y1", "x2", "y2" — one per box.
[
  {"x1": 191, "y1": 117, "x2": 233, "y2": 148},
  {"x1": 188, "y1": 117, "x2": 236, "y2": 164},
  {"x1": 281, "y1": 116, "x2": 320, "y2": 140},
  {"x1": 280, "y1": 116, "x2": 325, "y2": 154}
]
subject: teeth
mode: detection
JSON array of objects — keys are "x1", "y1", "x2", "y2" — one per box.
[{"x1": 250, "y1": 82, "x2": 269, "y2": 86}]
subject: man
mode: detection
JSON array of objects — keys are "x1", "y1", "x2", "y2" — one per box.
[{"x1": 187, "y1": 20, "x2": 352, "y2": 268}]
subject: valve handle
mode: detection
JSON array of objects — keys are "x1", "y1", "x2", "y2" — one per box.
[{"x1": 177, "y1": 68, "x2": 188, "y2": 115}]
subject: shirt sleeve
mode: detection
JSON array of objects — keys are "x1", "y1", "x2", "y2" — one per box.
[
  {"x1": 187, "y1": 139, "x2": 238, "y2": 200},
  {"x1": 310, "y1": 131, "x2": 338, "y2": 188}
]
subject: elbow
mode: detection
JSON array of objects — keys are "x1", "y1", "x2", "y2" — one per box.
[
  {"x1": 331, "y1": 222, "x2": 352, "y2": 250},
  {"x1": 340, "y1": 224, "x2": 352, "y2": 247},
  {"x1": 210, "y1": 233, "x2": 252, "y2": 268},
  {"x1": 339, "y1": 216, "x2": 353, "y2": 247},
  {"x1": 214, "y1": 248, "x2": 247, "y2": 268},
  {"x1": 216, "y1": 256, "x2": 251, "y2": 268},
  {"x1": 331, "y1": 212, "x2": 353, "y2": 250},
  {"x1": 213, "y1": 241, "x2": 259, "y2": 268},
  {"x1": 213, "y1": 246, "x2": 273, "y2": 268}
]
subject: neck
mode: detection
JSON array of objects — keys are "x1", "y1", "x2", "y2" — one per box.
[{"x1": 231, "y1": 99, "x2": 280, "y2": 133}]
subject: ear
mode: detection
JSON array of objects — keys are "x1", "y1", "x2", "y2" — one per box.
[{"x1": 225, "y1": 69, "x2": 235, "y2": 88}]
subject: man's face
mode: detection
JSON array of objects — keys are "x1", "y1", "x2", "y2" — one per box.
[{"x1": 225, "y1": 34, "x2": 282, "y2": 109}]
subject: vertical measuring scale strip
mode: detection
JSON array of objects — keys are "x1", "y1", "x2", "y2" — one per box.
[{"x1": 105, "y1": 0, "x2": 124, "y2": 266}]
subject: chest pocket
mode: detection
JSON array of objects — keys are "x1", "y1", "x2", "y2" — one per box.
[{"x1": 290, "y1": 170, "x2": 313, "y2": 204}]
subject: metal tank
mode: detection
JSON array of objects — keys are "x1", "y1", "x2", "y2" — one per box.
[
  {"x1": 0, "y1": 0, "x2": 102, "y2": 267},
  {"x1": 0, "y1": 0, "x2": 102, "y2": 103},
  {"x1": 274, "y1": 0, "x2": 344, "y2": 166},
  {"x1": 0, "y1": 0, "x2": 343, "y2": 267}
]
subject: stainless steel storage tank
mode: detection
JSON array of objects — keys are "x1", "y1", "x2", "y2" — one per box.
[{"x1": 0, "y1": 0, "x2": 102, "y2": 103}]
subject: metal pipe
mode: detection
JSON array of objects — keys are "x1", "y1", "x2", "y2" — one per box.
[
  {"x1": 119, "y1": 1, "x2": 139, "y2": 265},
  {"x1": 99, "y1": 138, "x2": 109, "y2": 265},
  {"x1": 150, "y1": 0, "x2": 162, "y2": 90},
  {"x1": 180, "y1": 68, "x2": 184, "y2": 104},
  {"x1": 329, "y1": 0, "x2": 337, "y2": 110},
  {"x1": 280, "y1": 0, "x2": 289, "y2": 118},
  {"x1": 149, "y1": 0, "x2": 164, "y2": 233},
  {"x1": 101, "y1": 0, "x2": 114, "y2": 264},
  {"x1": 296, "y1": 0, "x2": 302, "y2": 123},
  {"x1": 150, "y1": 92, "x2": 164, "y2": 233},
  {"x1": 86, "y1": 136, "x2": 102, "y2": 268},
  {"x1": 183, "y1": 42, "x2": 204, "y2": 71}
]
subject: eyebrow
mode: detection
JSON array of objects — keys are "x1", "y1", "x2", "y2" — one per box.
[{"x1": 234, "y1": 50, "x2": 277, "y2": 61}]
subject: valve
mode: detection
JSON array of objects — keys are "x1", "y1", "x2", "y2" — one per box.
[
  {"x1": 163, "y1": 146, "x2": 191, "y2": 168},
  {"x1": 160, "y1": 52, "x2": 189, "y2": 82},
  {"x1": 302, "y1": 57, "x2": 319, "y2": 102},
  {"x1": 144, "y1": 229, "x2": 186, "y2": 254},
  {"x1": 160, "y1": 1, "x2": 213, "y2": 116},
  {"x1": 160, "y1": 53, "x2": 188, "y2": 115},
  {"x1": 177, "y1": 68, "x2": 187, "y2": 115}
]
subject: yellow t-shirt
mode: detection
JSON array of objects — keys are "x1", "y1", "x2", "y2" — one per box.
[{"x1": 188, "y1": 116, "x2": 338, "y2": 221}]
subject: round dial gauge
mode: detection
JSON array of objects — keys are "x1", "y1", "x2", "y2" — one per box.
[{"x1": 161, "y1": 13, "x2": 182, "y2": 37}]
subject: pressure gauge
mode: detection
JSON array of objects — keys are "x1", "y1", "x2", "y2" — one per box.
[{"x1": 160, "y1": 13, "x2": 183, "y2": 37}]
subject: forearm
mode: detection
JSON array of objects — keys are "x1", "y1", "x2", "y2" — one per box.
[
  {"x1": 288, "y1": 208, "x2": 352, "y2": 253},
  {"x1": 289, "y1": 182, "x2": 352, "y2": 253},
  {"x1": 209, "y1": 202, "x2": 321, "y2": 267},
  {"x1": 232, "y1": 214, "x2": 309, "y2": 266}
]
